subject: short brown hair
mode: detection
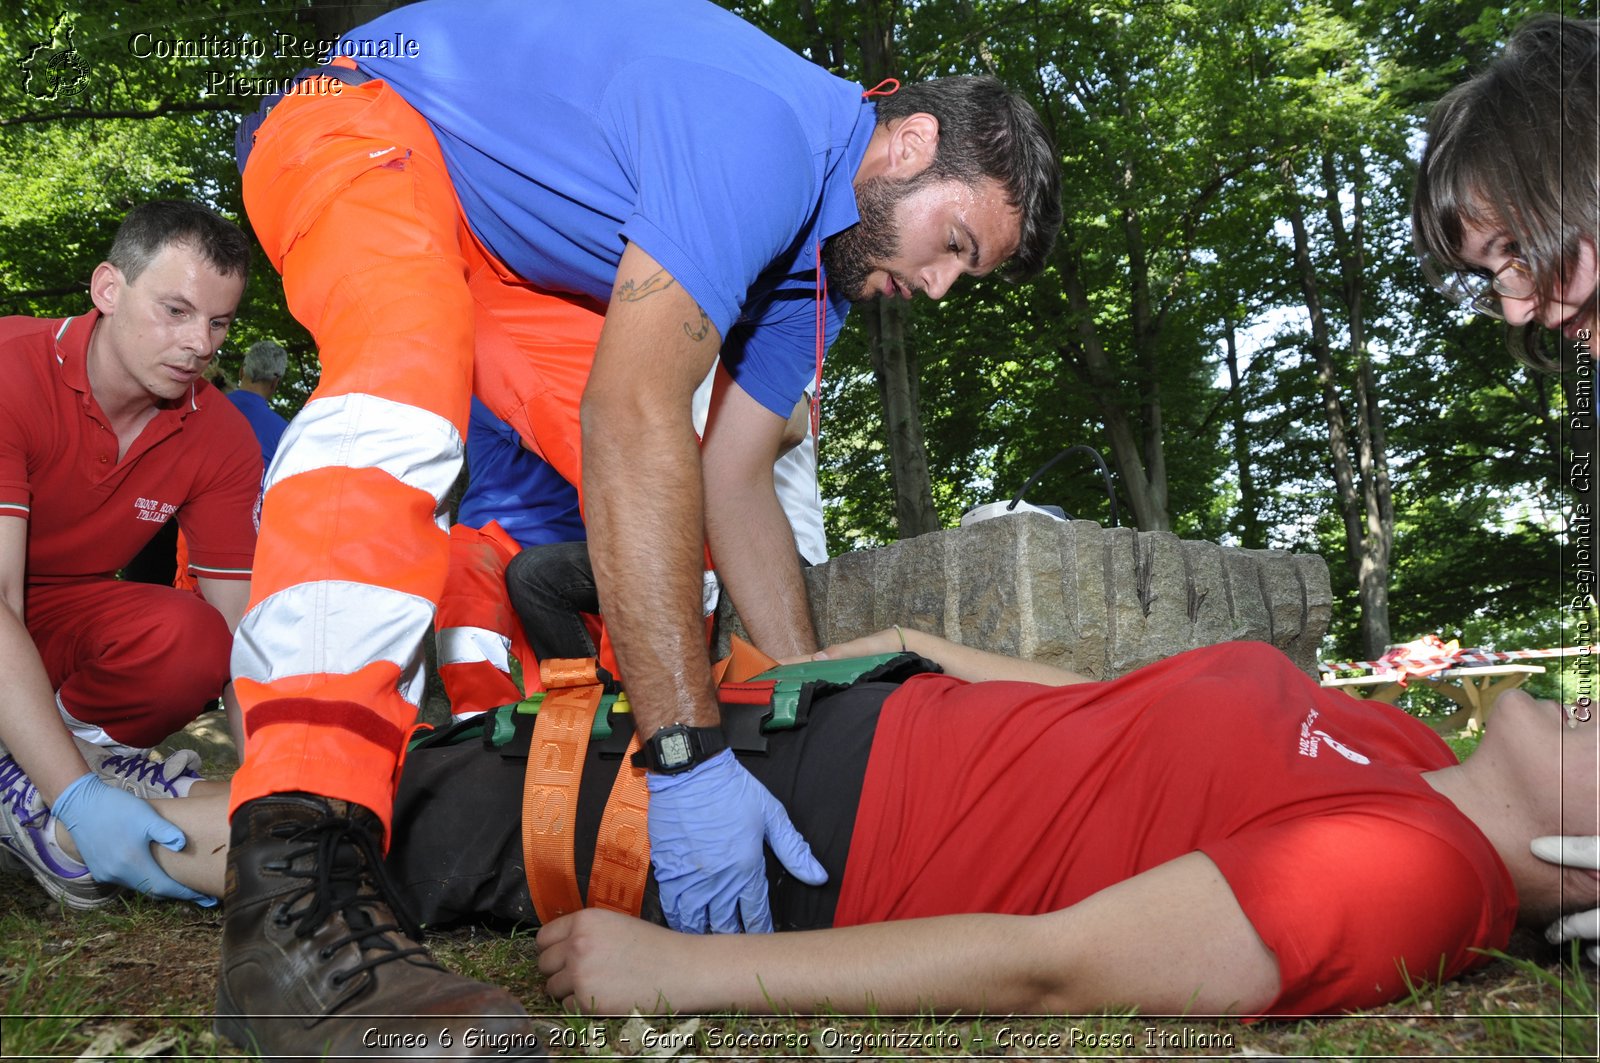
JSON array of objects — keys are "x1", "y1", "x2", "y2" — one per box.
[
  {"x1": 107, "y1": 200, "x2": 252, "y2": 285},
  {"x1": 876, "y1": 76, "x2": 1062, "y2": 281},
  {"x1": 1412, "y1": 15, "x2": 1599, "y2": 371}
]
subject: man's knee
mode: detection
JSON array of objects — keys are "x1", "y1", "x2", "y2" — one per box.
[
  {"x1": 506, "y1": 541, "x2": 594, "y2": 601},
  {"x1": 144, "y1": 591, "x2": 234, "y2": 709},
  {"x1": 54, "y1": 587, "x2": 234, "y2": 748}
]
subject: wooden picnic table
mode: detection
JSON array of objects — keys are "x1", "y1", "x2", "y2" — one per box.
[{"x1": 1321, "y1": 663, "x2": 1546, "y2": 734}]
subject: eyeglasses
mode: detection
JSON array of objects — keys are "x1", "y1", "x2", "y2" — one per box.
[{"x1": 1421, "y1": 254, "x2": 1538, "y2": 320}]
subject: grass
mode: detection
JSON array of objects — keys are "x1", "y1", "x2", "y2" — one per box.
[
  {"x1": 4, "y1": 715, "x2": 1593, "y2": 1060},
  {"x1": 1, "y1": 885, "x2": 1595, "y2": 1061}
]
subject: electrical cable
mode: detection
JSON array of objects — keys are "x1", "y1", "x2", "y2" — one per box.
[{"x1": 1006, "y1": 445, "x2": 1119, "y2": 527}]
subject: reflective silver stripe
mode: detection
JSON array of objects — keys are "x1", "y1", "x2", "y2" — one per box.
[
  {"x1": 266, "y1": 392, "x2": 463, "y2": 503},
  {"x1": 233, "y1": 580, "x2": 430, "y2": 707},
  {"x1": 437, "y1": 625, "x2": 512, "y2": 672},
  {"x1": 189, "y1": 565, "x2": 252, "y2": 578}
]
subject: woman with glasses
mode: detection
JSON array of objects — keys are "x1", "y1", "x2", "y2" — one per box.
[
  {"x1": 1413, "y1": 14, "x2": 1598, "y2": 370},
  {"x1": 1411, "y1": 12, "x2": 1600, "y2": 967}
]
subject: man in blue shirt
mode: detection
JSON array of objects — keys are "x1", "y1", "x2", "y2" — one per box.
[
  {"x1": 225, "y1": 340, "x2": 289, "y2": 466},
  {"x1": 226, "y1": 0, "x2": 1059, "y2": 1052}
]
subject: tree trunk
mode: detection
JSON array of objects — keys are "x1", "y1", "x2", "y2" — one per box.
[
  {"x1": 864, "y1": 301, "x2": 940, "y2": 535},
  {"x1": 857, "y1": 1, "x2": 939, "y2": 538},
  {"x1": 1117, "y1": 84, "x2": 1171, "y2": 527},
  {"x1": 1332, "y1": 152, "x2": 1393, "y2": 657},
  {"x1": 1284, "y1": 155, "x2": 1392, "y2": 657},
  {"x1": 1059, "y1": 250, "x2": 1168, "y2": 530},
  {"x1": 1222, "y1": 315, "x2": 1264, "y2": 547}
]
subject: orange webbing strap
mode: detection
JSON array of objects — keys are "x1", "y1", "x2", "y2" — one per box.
[
  {"x1": 712, "y1": 634, "x2": 781, "y2": 686},
  {"x1": 587, "y1": 731, "x2": 650, "y2": 914},
  {"x1": 520, "y1": 659, "x2": 599, "y2": 923},
  {"x1": 521, "y1": 642, "x2": 781, "y2": 922},
  {"x1": 586, "y1": 638, "x2": 774, "y2": 914}
]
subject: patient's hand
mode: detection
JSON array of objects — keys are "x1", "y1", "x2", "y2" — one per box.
[{"x1": 538, "y1": 908, "x2": 696, "y2": 1014}]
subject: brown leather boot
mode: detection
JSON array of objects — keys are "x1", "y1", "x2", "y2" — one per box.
[{"x1": 215, "y1": 794, "x2": 545, "y2": 1060}]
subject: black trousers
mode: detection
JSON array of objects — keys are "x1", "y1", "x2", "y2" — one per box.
[{"x1": 386, "y1": 681, "x2": 895, "y2": 931}]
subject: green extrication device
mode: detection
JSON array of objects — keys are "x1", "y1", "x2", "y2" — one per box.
[{"x1": 409, "y1": 651, "x2": 937, "y2": 755}]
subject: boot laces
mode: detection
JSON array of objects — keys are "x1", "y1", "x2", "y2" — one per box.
[{"x1": 269, "y1": 813, "x2": 435, "y2": 989}]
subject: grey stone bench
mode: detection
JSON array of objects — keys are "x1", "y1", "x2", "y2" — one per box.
[{"x1": 721, "y1": 512, "x2": 1331, "y2": 679}]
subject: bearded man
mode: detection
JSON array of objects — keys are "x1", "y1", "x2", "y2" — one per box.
[{"x1": 223, "y1": 0, "x2": 1060, "y2": 1054}]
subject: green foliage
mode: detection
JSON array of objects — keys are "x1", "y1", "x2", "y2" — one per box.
[
  {"x1": 0, "y1": 0, "x2": 1579, "y2": 668},
  {"x1": 0, "y1": 1, "x2": 320, "y2": 416},
  {"x1": 807, "y1": 0, "x2": 1574, "y2": 666}
]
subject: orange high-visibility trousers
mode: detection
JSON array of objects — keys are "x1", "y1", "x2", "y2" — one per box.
[
  {"x1": 231, "y1": 71, "x2": 605, "y2": 835},
  {"x1": 435, "y1": 522, "x2": 629, "y2": 718},
  {"x1": 434, "y1": 521, "x2": 531, "y2": 721}
]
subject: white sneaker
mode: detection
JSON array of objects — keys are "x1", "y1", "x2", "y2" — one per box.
[
  {"x1": 0, "y1": 748, "x2": 121, "y2": 910},
  {"x1": 75, "y1": 739, "x2": 203, "y2": 798}
]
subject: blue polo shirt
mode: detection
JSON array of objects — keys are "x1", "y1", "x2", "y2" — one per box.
[
  {"x1": 458, "y1": 397, "x2": 585, "y2": 549},
  {"x1": 226, "y1": 389, "x2": 289, "y2": 467},
  {"x1": 343, "y1": 0, "x2": 869, "y2": 418}
]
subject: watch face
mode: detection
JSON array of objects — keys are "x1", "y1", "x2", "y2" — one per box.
[{"x1": 658, "y1": 730, "x2": 693, "y2": 767}]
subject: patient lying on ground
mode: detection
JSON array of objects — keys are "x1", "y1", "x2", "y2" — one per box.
[
  {"x1": 16, "y1": 628, "x2": 1597, "y2": 1019},
  {"x1": 388, "y1": 628, "x2": 1598, "y2": 1018}
]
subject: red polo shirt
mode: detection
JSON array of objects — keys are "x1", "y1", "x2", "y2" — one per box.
[
  {"x1": 0, "y1": 312, "x2": 261, "y2": 587},
  {"x1": 836, "y1": 642, "x2": 1514, "y2": 1017}
]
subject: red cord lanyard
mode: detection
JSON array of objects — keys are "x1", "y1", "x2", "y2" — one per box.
[
  {"x1": 812, "y1": 237, "x2": 825, "y2": 439},
  {"x1": 811, "y1": 78, "x2": 900, "y2": 440}
]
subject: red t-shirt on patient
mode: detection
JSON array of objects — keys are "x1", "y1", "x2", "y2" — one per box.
[
  {"x1": 0, "y1": 313, "x2": 261, "y2": 587},
  {"x1": 835, "y1": 640, "x2": 1515, "y2": 1017}
]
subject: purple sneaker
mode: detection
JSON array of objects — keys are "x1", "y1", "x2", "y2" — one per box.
[
  {"x1": 78, "y1": 740, "x2": 203, "y2": 799},
  {"x1": 0, "y1": 749, "x2": 120, "y2": 910}
]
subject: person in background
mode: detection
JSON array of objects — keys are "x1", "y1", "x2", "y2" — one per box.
[
  {"x1": 1411, "y1": 12, "x2": 1600, "y2": 963},
  {"x1": 226, "y1": 339, "x2": 290, "y2": 467},
  {"x1": 434, "y1": 397, "x2": 588, "y2": 722},
  {"x1": 502, "y1": 367, "x2": 825, "y2": 677}
]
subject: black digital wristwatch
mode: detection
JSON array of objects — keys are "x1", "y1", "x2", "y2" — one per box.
[{"x1": 632, "y1": 723, "x2": 727, "y2": 774}]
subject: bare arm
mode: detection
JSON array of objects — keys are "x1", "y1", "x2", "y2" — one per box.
[
  {"x1": 778, "y1": 392, "x2": 809, "y2": 454},
  {"x1": 0, "y1": 517, "x2": 93, "y2": 802},
  {"x1": 196, "y1": 575, "x2": 251, "y2": 753},
  {"x1": 816, "y1": 626, "x2": 1093, "y2": 686},
  {"x1": 581, "y1": 242, "x2": 724, "y2": 735},
  {"x1": 538, "y1": 851, "x2": 1278, "y2": 1016},
  {"x1": 701, "y1": 367, "x2": 817, "y2": 658}
]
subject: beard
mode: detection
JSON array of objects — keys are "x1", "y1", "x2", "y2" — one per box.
[{"x1": 822, "y1": 169, "x2": 938, "y2": 302}]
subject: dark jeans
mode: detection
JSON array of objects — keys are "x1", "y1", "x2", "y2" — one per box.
[{"x1": 504, "y1": 540, "x2": 600, "y2": 661}]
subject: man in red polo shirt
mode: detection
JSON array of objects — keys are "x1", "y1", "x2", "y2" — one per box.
[{"x1": 0, "y1": 201, "x2": 261, "y2": 909}]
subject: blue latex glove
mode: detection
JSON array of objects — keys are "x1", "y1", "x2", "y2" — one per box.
[
  {"x1": 647, "y1": 748, "x2": 826, "y2": 933},
  {"x1": 52, "y1": 772, "x2": 217, "y2": 906},
  {"x1": 1531, "y1": 836, "x2": 1600, "y2": 963}
]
